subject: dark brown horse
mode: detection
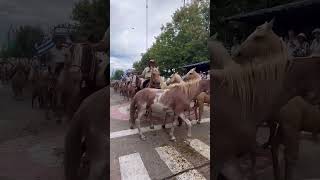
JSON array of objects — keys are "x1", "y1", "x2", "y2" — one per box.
[
  {"x1": 64, "y1": 86, "x2": 108, "y2": 180},
  {"x1": 11, "y1": 62, "x2": 28, "y2": 100},
  {"x1": 211, "y1": 21, "x2": 320, "y2": 180}
]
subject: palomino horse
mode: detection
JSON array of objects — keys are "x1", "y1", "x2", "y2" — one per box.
[
  {"x1": 11, "y1": 62, "x2": 28, "y2": 100},
  {"x1": 211, "y1": 20, "x2": 320, "y2": 180},
  {"x1": 129, "y1": 79, "x2": 210, "y2": 141},
  {"x1": 64, "y1": 86, "x2": 108, "y2": 180},
  {"x1": 183, "y1": 68, "x2": 210, "y2": 124}
]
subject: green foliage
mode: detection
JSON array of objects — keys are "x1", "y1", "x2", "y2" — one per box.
[
  {"x1": 210, "y1": 0, "x2": 296, "y2": 41},
  {"x1": 112, "y1": 69, "x2": 124, "y2": 80},
  {"x1": 0, "y1": 26, "x2": 44, "y2": 58},
  {"x1": 71, "y1": 0, "x2": 107, "y2": 42},
  {"x1": 134, "y1": 1, "x2": 209, "y2": 77}
]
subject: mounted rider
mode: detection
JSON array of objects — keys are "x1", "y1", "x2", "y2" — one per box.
[{"x1": 140, "y1": 59, "x2": 157, "y2": 88}]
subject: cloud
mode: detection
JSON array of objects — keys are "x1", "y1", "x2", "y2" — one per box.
[
  {"x1": 0, "y1": 0, "x2": 79, "y2": 44},
  {"x1": 110, "y1": 0, "x2": 183, "y2": 71}
]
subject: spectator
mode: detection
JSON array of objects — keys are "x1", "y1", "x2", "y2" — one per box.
[
  {"x1": 310, "y1": 28, "x2": 320, "y2": 56},
  {"x1": 286, "y1": 30, "x2": 298, "y2": 58},
  {"x1": 293, "y1": 33, "x2": 309, "y2": 57}
]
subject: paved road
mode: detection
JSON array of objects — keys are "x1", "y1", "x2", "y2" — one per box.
[
  {"x1": 0, "y1": 83, "x2": 65, "y2": 180},
  {"x1": 110, "y1": 88, "x2": 211, "y2": 180}
]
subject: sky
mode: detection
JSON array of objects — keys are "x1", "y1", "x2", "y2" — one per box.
[
  {"x1": 0, "y1": 0, "x2": 79, "y2": 45},
  {"x1": 110, "y1": 0, "x2": 185, "y2": 73}
]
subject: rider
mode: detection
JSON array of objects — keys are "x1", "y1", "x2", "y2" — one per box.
[{"x1": 140, "y1": 59, "x2": 157, "y2": 88}]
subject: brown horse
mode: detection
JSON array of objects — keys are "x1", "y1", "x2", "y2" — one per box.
[
  {"x1": 141, "y1": 67, "x2": 162, "y2": 89},
  {"x1": 129, "y1": 79, "x2": 210, "y2": 141},
  {"x1": 211, "y1": 22, "x2": 320, "y2": 180},
  {"x1": 11, "y1": 62, "x2": 28, "y2": 100},
  {"x1": 194, "y1": 92, "x2": 210, "y2": 123},
  {"x1": 64, "y1": 86, "x2": 107, "y2": 180}
]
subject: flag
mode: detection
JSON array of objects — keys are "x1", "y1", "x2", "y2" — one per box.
[{"x1": 34, "y1": 38, "x2": 55, "y2": 56}]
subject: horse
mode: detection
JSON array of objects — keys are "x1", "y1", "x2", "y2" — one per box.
[
  {"x1": 166, "y1": 72, "x2": 185, "y2": 86},
  {"x1": 140, "y1": 67, "x2": 162, "y2": 89},
  {"x1": 211, "y1": 19, "x2": 320, "y2": 180},
  {"x1": 194, "y1": 92, "x2": 210, "y2": 123},
  {"x1": 64, "y1": 86, "x2": 108, "y2": 180},
  {"x1": 129, "y1": 79, "x2": 210, "y2": 141},
  {"x1": 55, "y1": 43, "x2": 108, "y2": 123},
  {"x1": 11, "y1": 62, "x2": 28, "y2": 100}
]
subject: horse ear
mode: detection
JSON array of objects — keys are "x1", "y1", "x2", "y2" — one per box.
[{"x1": 267, "y1": 18, "x2": 275, "y2": 30}]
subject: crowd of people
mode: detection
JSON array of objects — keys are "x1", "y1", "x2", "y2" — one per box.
[{"x1": 230, "y1": 28, "x2": 320, "y2": 58}]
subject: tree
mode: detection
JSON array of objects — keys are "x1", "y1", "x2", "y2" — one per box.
[
  {"x1": 134, "y1": 0, "x2": 209, "y2": 77},
  {"x1": 112, "y1": 69, "x2": 124, "y2": 80},
  {"x1": 71, "y1": 0, "x2": 108, "y2": 42},
  {"x1": 0, "y1": 25, "x2": 44, "y2": 58}
]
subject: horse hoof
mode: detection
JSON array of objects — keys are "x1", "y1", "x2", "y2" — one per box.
[
  {"x1": 130, "y1": 126, "x2": 134, "y2": 129},
  {"x1": 162, "y1": 125, "x2": 166, "y2": 129},
  {"x1": 197, "y1": 121, "x2": 200, "y2": 124},
  {"x1": 170, "y1": 137, "x2": 176, "y2": 141},
  {"x1": 140, "y1": 135, "x2": 146, "y2": 141},
  {"x1": 187, "y1": 134, "x2": 192, "y2": 138},
  {"x1": 150, "y1": 125, "x2": 154, "y2": 129}
]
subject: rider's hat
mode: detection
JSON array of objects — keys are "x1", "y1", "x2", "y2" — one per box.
[
  {"x1": 312, "y1": 28, "x2": 320, "y2": 35},
  {"x1": 297, "y1": 33, "x2": 307, "y2": 39},
  {"x1": 149, "y1": 59, "x2": 155, "y2": 63}
]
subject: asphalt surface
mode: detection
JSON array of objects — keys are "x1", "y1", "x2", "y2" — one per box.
[
  {"x1": 0, "y1": 82, "x2": 65, "y2": 180},
  {"x1": 110, "y1": 87, "x2": 211, "y2": 180}
]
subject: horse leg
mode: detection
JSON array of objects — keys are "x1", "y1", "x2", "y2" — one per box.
[
  {"x1": 198, "y1": 100, "x2": 204, "y2": 124},
  {"x1": 148, "y1": 107, "x2": 154, "y2": 129},
  {"x1": 169, "y1": 114, "x2": 178, "y2": 141},
  {"x1": 163, "y1": 112, "x2": 168, "y2": 129},
  {"x1": 249, "y1": 151, "x2": 257, "y2": 180},
  {"x1": 136, "y1": 111, "x2": 146, "y2": 140},
  {"x1": 221, "y1": 159, "x2": 245, "y2": 180},
  {"x1": 283, "y1": 127, "x2": 299, "y2": 180},
  {"x1": 87, "y1": 132, "x2": 107, "y2": 180},
  {"x1": 271, "y1": 131, "x2": 281, "y2": 180},
  {"x1": 179, "y1": 113, "x2": 192, "y2": 137}
]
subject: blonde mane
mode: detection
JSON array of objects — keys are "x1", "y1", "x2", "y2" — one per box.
[
  {"x1": 167, "y1": 79, "x2": 200, "y2": 96},
  {"x1": 216, "y1": 58, "x2": 289, "y2": 120}
]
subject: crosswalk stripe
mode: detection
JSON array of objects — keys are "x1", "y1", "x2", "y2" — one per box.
[
  {"x1": 155, "y1": 145, "x2": 206, "y2": 180},
  {"x1": 185, "y1": 139, "x2": 210, "y2": 160},
  {"x1": 119, "y1": 153, "x2": 151, "y2": 180},
  {"x1": 110, "y1": 118, "x2": 210, "y2": 139}
]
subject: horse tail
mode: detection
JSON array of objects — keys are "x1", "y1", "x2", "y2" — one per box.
[
  {"x1": 129, "y1": 97, "x2": 137, "y2": 128},
  {"x1": 64, "y1": 111, "x2": 82, "y2": 180}
]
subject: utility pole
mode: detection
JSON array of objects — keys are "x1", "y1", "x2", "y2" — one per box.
[{"x1": 146, "y1": 0, "x2": 148, "y2": 52}]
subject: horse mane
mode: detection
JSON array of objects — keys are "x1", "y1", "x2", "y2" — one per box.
[
  {"x1": 216, "y1": 57, "x2": 289, "y2": 120},
  {"x1": 167, "y1": 79, "x2": 200, "y2": 96},
  {"x1": 208, "y1": 40, "x2": 239, "y2": 69}
]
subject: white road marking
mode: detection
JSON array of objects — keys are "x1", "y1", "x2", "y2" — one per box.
[
  {"x1": 185, "y1": 139, "x2": 210, "y2": 160},
  {"x1": 110, "y1": 118, "x2": 210, "y2": 139},
  {"x1": 155, "y1": 145, "x2": 206, "y2": 180},
  {"x1": 118, "y1": 153, "x2": 151, "y2": 180}
]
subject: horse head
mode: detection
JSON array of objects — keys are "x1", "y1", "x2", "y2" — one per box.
[
  {"x1": 150, "y1": 67, "x2": 161, "y2": 88},
  {"x1": 233, "y1": 18, "x2": 287, "y2": 65},
  {"x1": 183, "y1": 68, "x2": 201, "y2": 82}
]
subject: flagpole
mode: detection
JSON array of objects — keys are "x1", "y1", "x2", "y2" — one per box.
[{"x1": 146, "y1": 0, "x2": 148, "y2": 52}]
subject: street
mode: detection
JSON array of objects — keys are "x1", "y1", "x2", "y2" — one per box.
[
  {"x1": 0, "y1": 83, "x2": 65, "y2": 180},
  {"x1": 110, "y1": 87, "x2": 211, "y2": 180}
]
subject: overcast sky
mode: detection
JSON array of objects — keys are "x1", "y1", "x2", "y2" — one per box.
[
  {"x1": 110, "y1": 0, "x2": 184, "y2": 73},
  {"x1": 0, "y1": 0, "x2": 78, "y2": 45}
]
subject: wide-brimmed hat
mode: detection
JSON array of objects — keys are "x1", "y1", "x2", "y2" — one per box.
[
  {"x1": 312, "y1": 28, "x2": 320, "y2": 35},
  {"x1": 149, "y1": 59, "x2": 155, "y2": 63},
  {"x1": 297, "y1": 33, "x2": 307, "y2": 39}
]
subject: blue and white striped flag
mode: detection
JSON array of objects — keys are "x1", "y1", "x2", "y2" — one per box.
[{"x1": 34, "y1": 38, "x2": 55, "y2": 56}]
